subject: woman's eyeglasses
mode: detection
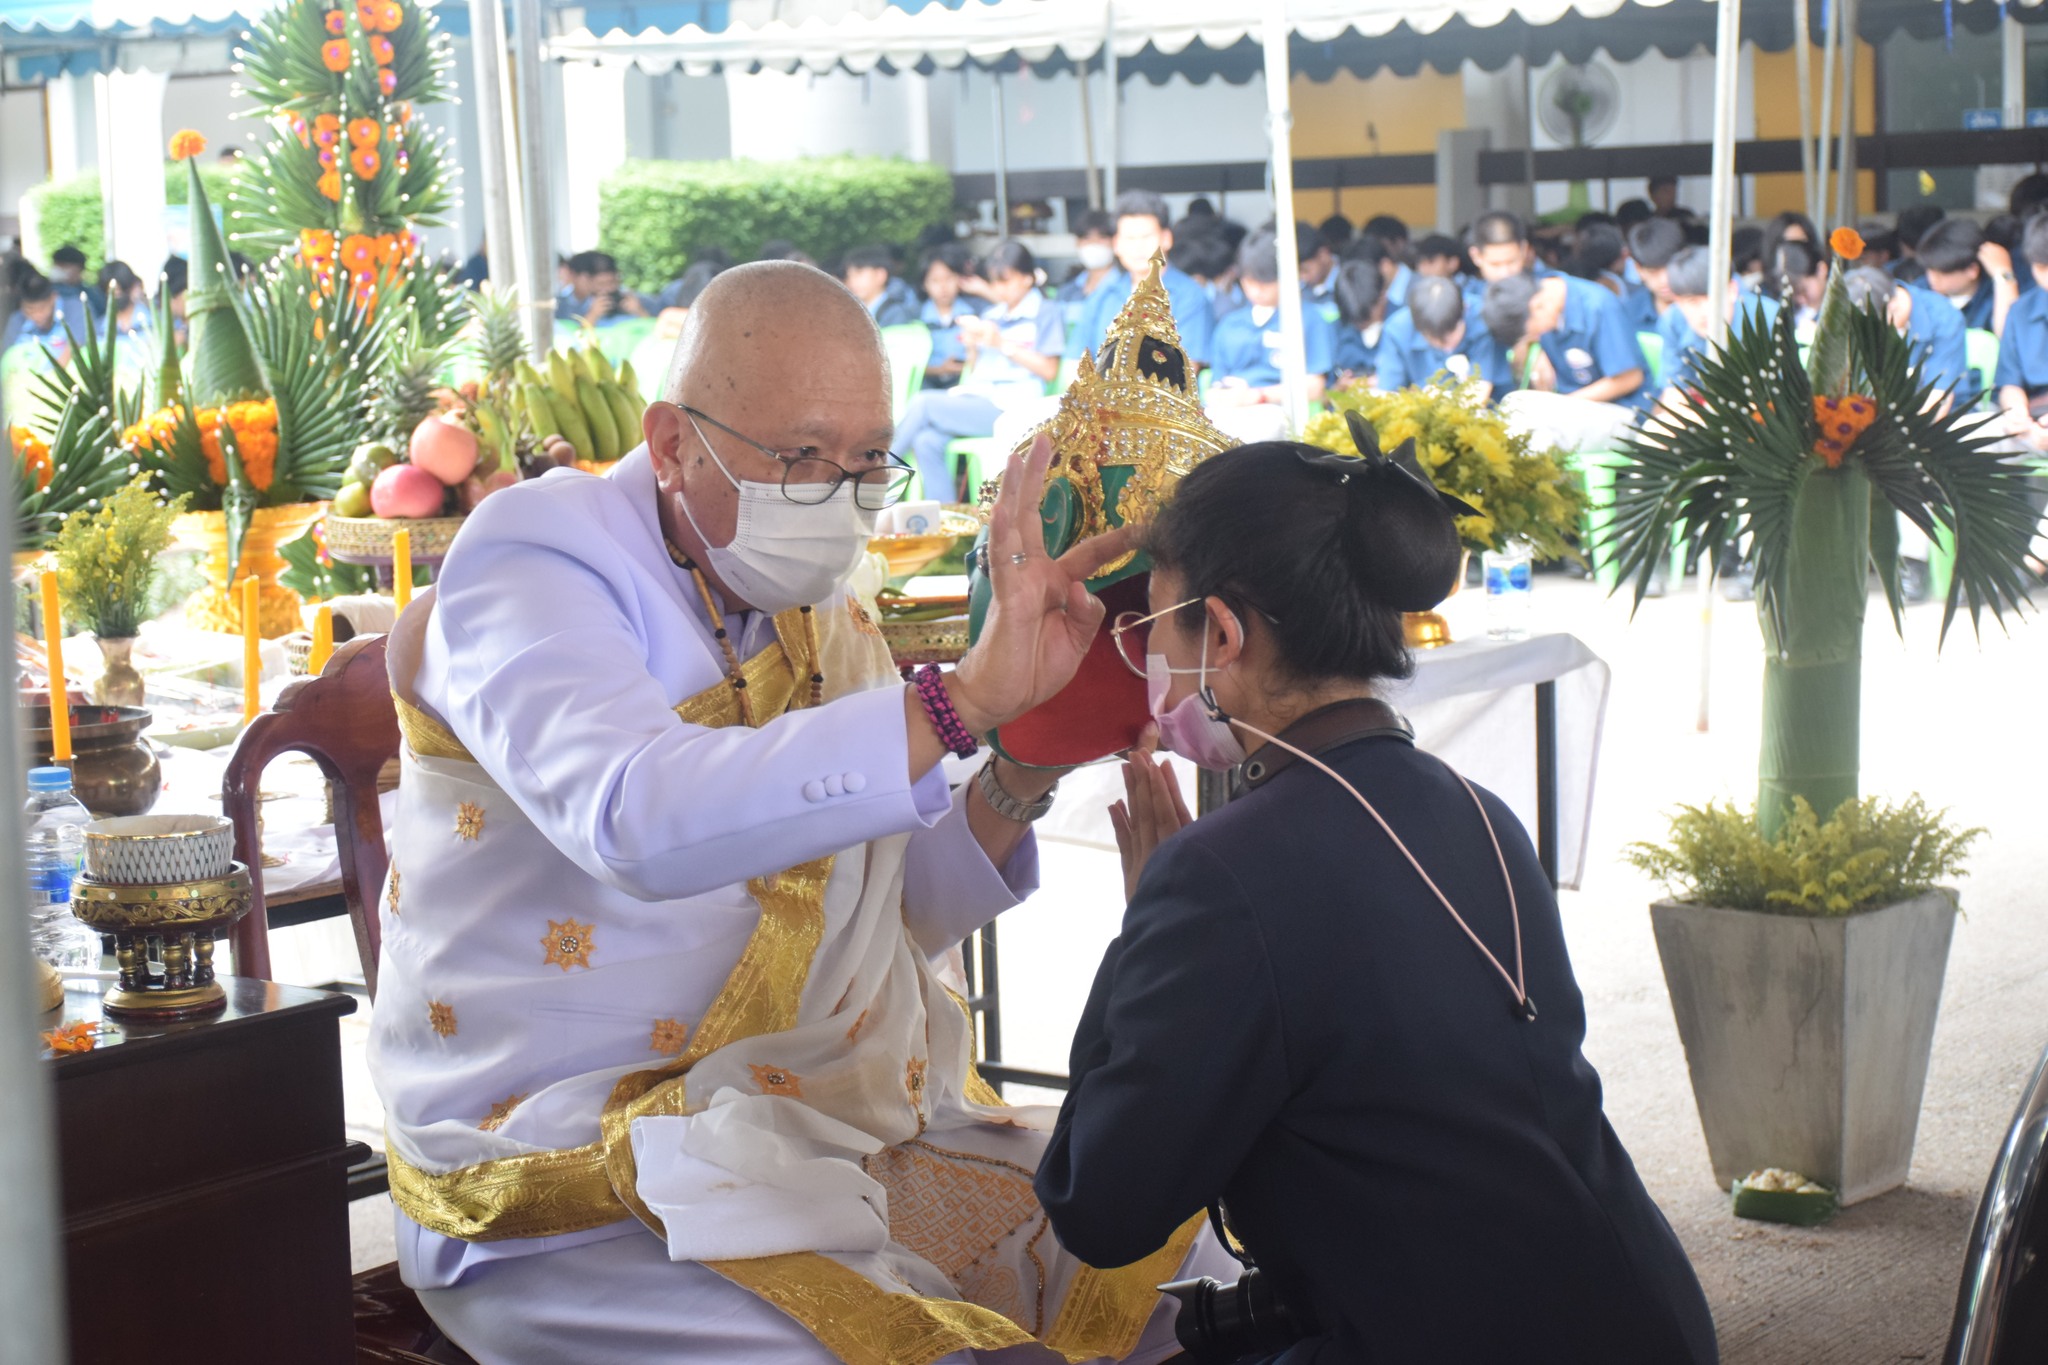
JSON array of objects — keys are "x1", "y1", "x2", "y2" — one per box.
[{"x1": 1107, "y1": 599, "x2": 1201, "y2": 678}]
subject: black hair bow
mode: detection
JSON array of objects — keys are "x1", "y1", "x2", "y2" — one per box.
[{"x1": 1339, "y1": 409, "x2": 1483, "y2": 520}]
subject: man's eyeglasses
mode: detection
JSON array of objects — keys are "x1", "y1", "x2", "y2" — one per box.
[{"x1": 677, "y1": 403, "x2": 914, "y2": 511}]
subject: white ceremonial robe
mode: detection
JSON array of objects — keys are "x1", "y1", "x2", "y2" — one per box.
[{"x1": 368, "y1": 448, "x2": 1224, "y2": 1365}]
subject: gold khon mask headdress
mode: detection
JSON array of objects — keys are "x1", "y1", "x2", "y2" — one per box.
[{"x1": 966, "y1": 253, "x2": 1238, "y2": 768}]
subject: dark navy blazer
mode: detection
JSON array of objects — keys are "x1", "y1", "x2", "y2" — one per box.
[{"x1": 1036, "y1": 731, "x2": 1718, "y2": 1364}]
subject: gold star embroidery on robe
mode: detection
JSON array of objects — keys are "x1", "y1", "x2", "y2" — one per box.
[
  {"x1": 542, "y1": 917, "x2": 596, "y2": 971},
  {"x1": 428, "y1": 1000, "x2": 457, "y2": 1037},
  {"x1": 750, "y1": 1064, "x2": 804, "y2": 1098},
  {"x1": 846, "y1": 1008, "x2": 870, "y2": 1043},
  {"x1": 454, "y1": 801, "x2": 485, "y2": 841},
  {"x1": 478, "y1": 1093, "x2": 527, "y2": 1131},
  {"x1": 905, "y1": 1056, "x2": 928, "y2": 1107},
  {"x1": 387, "y1": 865, "x2": 401, "y2": 915},
  {"x1": 649, "y1": 1017, "x2": 689, "y2": 1055},
  {"x1": 847, "y1": 595, "x2": 883, "y2": 638}
]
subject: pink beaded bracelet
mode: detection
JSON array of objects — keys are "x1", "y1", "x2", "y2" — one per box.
[{"x1": 913, "y1": 664, "x2": 980, "y2": 758}]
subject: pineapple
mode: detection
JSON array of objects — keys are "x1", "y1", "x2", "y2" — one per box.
[
  {"x1": 368, "y1": 331, "x2": 449, "y2": 449},
  {"x1": 471, "y1": 285, "x2": 527, "y2": 394}
]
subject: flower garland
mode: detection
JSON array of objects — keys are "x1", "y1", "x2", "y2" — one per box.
[
  {"x1": 11, "y1": 424, "x2": 53, "y2": 491},
  {"x1": 122, "y1": 399, "x2": 281, "y2": 492}
]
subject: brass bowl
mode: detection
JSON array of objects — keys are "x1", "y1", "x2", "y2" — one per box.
[
  {"x1": 20, "y1": 705, "x2": 161, "y2": 817},
  {"x1": 70, "y1": 864, "x2": 254, "y2": 932},
  {"x1": 72, "y1": 864, "x2": 253, "y2": 1021},
  {"x1": 323, "y1": 513, "x2": 466, "y2": 564},
  {"x1": 869, "y1": 507, "x2": 982, "y2": 578}
]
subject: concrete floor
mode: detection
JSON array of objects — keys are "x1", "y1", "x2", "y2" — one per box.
[{"x1": 336, "y1": 570, "x2": 2048, "y2": 1361}]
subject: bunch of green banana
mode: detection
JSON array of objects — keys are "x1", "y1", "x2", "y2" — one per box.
[
  {"x1": 469, "y1": 397, "x2": 516, "y2": 476},
  {"x1": 516, "y1": 344, "x2": 648, "y2": 467}
]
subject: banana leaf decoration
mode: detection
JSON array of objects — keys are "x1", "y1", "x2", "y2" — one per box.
[
  {"x1": 1603, "y1": 227, "x2": 2039, "y2": 837},
  {"x1": 14, "y1": 307, "x2": 140, "y2": 550}
]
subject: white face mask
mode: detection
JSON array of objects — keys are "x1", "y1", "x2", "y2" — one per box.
[
  {"x1": 677, "y1": 411, "x2": 879, "y2": 613},
  {"x1": 1077, "y1": 243, "x2": 1116, "y2": 271}
]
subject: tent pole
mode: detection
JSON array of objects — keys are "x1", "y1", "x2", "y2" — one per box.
[
  {"x1": 0, "y1": 398, "x2": 70, "y2": 1365},
  {"x1": 1078, "y1": 54, "x2": 1101, "y2": 212},
  {"x1": 467, "y1": 0, "x2": 516, "y2": 292},
  {"x1": 992, "y1": 71, "x2": 1010, "y2": 237},
  {"x1": 1826, "y1": 0, "x2": 1843, "y2": 224},
  {"x1": 1104, "y1": 1, "x2": 1119, "y2": 206},
  {"x1": 1699, "y1": 0, "x2": 1743, "y2": 734},
  {"x1": 510, "y1": 0, "x2": 552, "y2": 358},
  {"x1": 1835, "y1": 0, "x2": 1858, "y2": 227},
  {"x1": 1261, "y1": 0, "x2": 1308, "y2": 439},
  {"x1": 1794, "y1": 0, "x2": 1815, "y2": 223}
]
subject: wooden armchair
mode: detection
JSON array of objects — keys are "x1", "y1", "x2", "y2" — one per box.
[
  {"x1": 218, "y1": 632, "x2": 474, "y2": 1364},
  {"x1": 224, "y1": 633, "x2": 398, "y2": 995}
]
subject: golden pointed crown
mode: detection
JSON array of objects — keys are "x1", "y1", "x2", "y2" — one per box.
[{"x1": 1011, "y1": 252, "x2": 1236, "y2": 577}]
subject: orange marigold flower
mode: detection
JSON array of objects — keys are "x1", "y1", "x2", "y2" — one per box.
[
  {"x1": 347, "y1": 117, "x2": 380, "y2": 148},
  {"x1": 370, "y1": 34, "x2": 393, "y2": 65},
  {"x1": 318, "y1": 168, "x2": 343, "y2": 201},
  {"x1": 321, "y1": 39, "x2": 351, "y2": 72},
  {"x1": 339, "y1": 234, "x2": 378, "y2": 272},
  {"x1": 300, "y1": 228, "x2": 336, "y2": 262},
  {"x1": 314, "y1": 112, "x2": 342, "y2": 141},
  {"x1": 169, "y1": 129, "x2": 207, "y2": 161},
  {"x1": 13, "y1": 425, "x2": 52, "y2": 490},
  {"x1": 377, "y1": 0, "x2": 403, "y2": 29},
  {"x1": 356, "y1": 0, "x2": 379, "y2": 26},
  {"x1": 378, "y1": 68, "x2": 397, "y2": 95},
  {"x1": 42, "y1": 1022, "x2": 98, "y2": 1054},
  {"x1": 350, "y1": 147, "x2": 380, "y2": 180},
  {"x1": 324, "y1": 8, "x2": 344, "y2": 34},
  {"x1": 1829, "y1": 226, "x2": 1865, "y2": 261}
]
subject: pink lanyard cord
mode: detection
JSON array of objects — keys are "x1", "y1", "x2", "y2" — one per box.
[{"x1": 1240, "y1": 725, "x2": 1536, "y2": 1022}]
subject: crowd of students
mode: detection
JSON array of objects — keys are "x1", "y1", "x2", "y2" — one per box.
[{"x1": 1, "y1": 244, "x2": 182, "y2": 365}]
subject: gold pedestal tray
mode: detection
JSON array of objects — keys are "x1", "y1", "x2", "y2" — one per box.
[{"x1": 70, "y1": 864, "x2": 254, "y2": 1021}]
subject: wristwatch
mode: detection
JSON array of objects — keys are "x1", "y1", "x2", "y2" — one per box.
[{"x1": 976, "y1": 758, "x2": 1058, "y2": 823}]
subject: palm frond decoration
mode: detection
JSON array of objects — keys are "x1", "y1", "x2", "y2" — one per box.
[
  {"x1": 13, "y1": 309, "x2": 142, "y2": 549},
  {"x1": 1605, "y1": 228, "x2": 2040, "y2": 838},
  {"x1": 239, "y1": 253, "x2": 394, "y2": 502}
]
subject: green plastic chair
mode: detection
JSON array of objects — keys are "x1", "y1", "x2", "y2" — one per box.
[
  {"x1": 1965, "y1": 328, "x2": 1999, "y2": 409},
  {"x1": 935, "y1": 361, "x2": 1067, "y2": 505},
  {"x1": 881, "y1": 324, "x2": 933, "y2": 425},
  {"x1": 1637, "y1": 330, "x2": 1664, "y2": 391}
]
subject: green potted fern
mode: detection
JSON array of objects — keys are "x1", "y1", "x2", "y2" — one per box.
[{"x1": 1606, "y1": 228, "x2": 2040, "y2": 1204}]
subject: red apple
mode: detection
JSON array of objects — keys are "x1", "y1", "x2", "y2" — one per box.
[
  {"x1": 370, "y1": 462, "x2": 446, "y2": 519},
  {"x1": 409, "y1": 415, "x2": 480, "y2": 486}
]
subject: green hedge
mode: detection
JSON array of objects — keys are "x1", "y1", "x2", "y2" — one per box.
[
  {"x1": 598, "y1": 157, "x2": 955, "y2": 295},
  {"x1": 22, "y1": 162, "x2": 245, "y2": 274}
]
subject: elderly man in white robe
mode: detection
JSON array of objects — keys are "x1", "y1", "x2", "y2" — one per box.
[{"x1": 368, "y1": 261, "x2": 1231, "y2": 1364}]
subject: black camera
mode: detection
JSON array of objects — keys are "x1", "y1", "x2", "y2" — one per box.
[{"x1": 1159, "y1": 1265, "x2": 1306, "y2": 1364}]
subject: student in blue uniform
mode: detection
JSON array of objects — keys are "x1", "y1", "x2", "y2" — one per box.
[
  {"x1": 890, "y1": 240, "x2": 1061, "y2": 500},
  {"x1": 1833, "y1": 266, "x2": 1969, "y2": 412},
  {"x1": 1206, "y1": 230, "x2": 1335, "y2": 439},
  {"x1": 1478, "y1": 271, "x2": 1649, "y2": 408},
  {"x1": 1996, "y1": 217, "x2": 2048, "y2": 450},
  {"x1": 1373, "y1": 274, "x2": 1516, "y2": 395},
  {"x1": 1066, "y1": 189, "x2": 1215, "y2": 368},
  {"x1": 1468, "y1": 210, "x2": 1541, "y2": 286},
  {"x1": 1655, "y1": 246, "x2": 1780, "y2": 404},
  {"x1": 1627, "y1": 218, "x2": 1687, "y2": 319},
  {"x1": 1329, "y1": 258, "x2": 1383, "y2": 386},
  {"x1": 1916, "y1": 217, "x2": 2016, "y2": 338},
  {"x1": 1054, "y1": 209, "x2": 1117, "y2": 338},
  {"x1": 841, "y1": 244, "x2": 920, "y2": 328},
  {"x1": 914, "y1": 243, "x2": 984, "y2": 390},
  {"x1": 1037, "y1": 440, "x2": 1719, "y2": 1365},
  {"x1": 1570, "y1": 220, "x2": 1658, "y2": 331}
]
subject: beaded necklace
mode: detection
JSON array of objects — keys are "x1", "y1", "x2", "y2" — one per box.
[{"x1": 664, "y1": 537, "x2": 825, "y2": 725}]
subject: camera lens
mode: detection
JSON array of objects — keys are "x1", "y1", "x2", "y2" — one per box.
[{"x1": 1161, "y1": 1269, "x2": 1301, "y2": 1364}]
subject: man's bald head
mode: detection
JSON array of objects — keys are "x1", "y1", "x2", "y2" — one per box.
[
  {"x1": 662, "y1": 260, "x2": 885, "y2": 405},
  {"x1": 644, "y1": 259, "x2": 899, "y2": 611}
]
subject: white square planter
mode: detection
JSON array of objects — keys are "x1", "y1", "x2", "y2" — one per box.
[{"x1": 1650, "y1": 890, "x2": 1958, "y2": 1205}]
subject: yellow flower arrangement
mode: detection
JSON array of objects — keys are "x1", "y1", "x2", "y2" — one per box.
[
  {"x1": 51, "y1": 479, "x2": 190, "y2": 639},
  {"x1": 1305, "y1": 380, "x2": 1589, "y2": 561}
]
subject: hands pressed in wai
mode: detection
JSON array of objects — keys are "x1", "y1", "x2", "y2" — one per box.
[{"x1": 1109, "y1": 731, "x2": 1194, "y2": 902}]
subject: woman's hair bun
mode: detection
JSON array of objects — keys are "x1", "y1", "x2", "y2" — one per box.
[{"x1": 1331, "y1": 411, "x2": 1473, "y2": 612}]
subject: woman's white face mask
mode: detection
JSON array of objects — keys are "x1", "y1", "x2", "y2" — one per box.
[{"x1": 677, "y1": 410, "x2": 879, "y2": 613}]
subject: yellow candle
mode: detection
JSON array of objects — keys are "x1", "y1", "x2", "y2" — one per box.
[
  {"x1": 310, "y1": 605, "x2": 335, "y2": 675},
  {"x1": 242, "y1": 576, "x2": 262, "y2": 723},
  {"x1": 39, "y1": 571, "x2": 71, "y2": 763},
  {"x1": 392, "y1": 528, "x2": 413, "y2": 612}
]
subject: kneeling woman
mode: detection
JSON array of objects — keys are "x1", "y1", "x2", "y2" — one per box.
[{"x1": 1034, "y1": 438, "x2": 1717, "y2": 1364}]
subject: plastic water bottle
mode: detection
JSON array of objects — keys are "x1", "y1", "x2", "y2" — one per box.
[
  {"x1": 1483, "y1": 543, "x2": 1534, "y2": 641},
  {"x1": 23, "y1": 767, "x2": 100, "y2": 970}
]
